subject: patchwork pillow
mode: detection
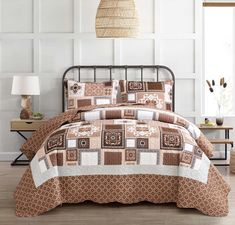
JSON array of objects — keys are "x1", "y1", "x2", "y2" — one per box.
[
  {"x1": 119, "y1": 80, "x2": 173, "y2": 111},
  {"x1": 66, "y1": 80, "x2": 119, "y2": 110}
]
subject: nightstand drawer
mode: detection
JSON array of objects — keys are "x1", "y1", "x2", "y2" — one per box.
[{"x1": 10, "y1": 119, "x2": 45, "y2": 131}]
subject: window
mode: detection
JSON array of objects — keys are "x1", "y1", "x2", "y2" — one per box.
[{"x1": 204, "y1": 6, "x2": 235, "y2": 115}]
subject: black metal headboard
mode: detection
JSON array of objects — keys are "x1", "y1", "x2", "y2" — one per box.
[{"x1": 62, "y1": 65, "x2": 175, "y2": 112}]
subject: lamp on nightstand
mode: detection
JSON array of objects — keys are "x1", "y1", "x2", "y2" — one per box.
[{"x1": 11, "y1": 76, "x2": 40, "y2": 120}]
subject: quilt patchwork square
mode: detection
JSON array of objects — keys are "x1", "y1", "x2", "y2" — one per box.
[
  {"x1": 105, "y1": 110, "x2": 122, "y2": 119},
  {"x1": 66, "y1": 149, "x2": 78, "y2": 161},
  {"x1": 158, "y1": 113, "x2": 175, "y2": 124},
  {"x1": 77, "y1": 138, "x2": 90, "y2": 149},
  {"x1": 160, "y1": 127, "x2": 183, "y2": 150},
  {"x1": 77, "y1": 99, "x2": 92, "y2": 107},
  {"x1": 137, "y1": 138, "x2": 149, "y2": 149},
  {"x1": 67, "y1": 127, "x2": 79, "y2": 139},
  {"x1": 38, "y1": 157, "x2": 49, "y2": 173},
  {"x1": 94, "y1": 96, "x2": 111, "y2": 105},
  {"x1": 137, "y1": 110, "x2": 154, "y2": 120},
  {"x1": 163, "y1": 153, "x2": 180, "y2": 166},
  {"x1": 46, "y1": 129, "x2": 66, "y2": 153},
  {"x1": 126, "y1": 139, "x2": 136, "y2": 148},
  {"x1": 191, "y1": 156, "x2": 202, "y2": 170},
  {"x1": 49, "y1": 152, "x2": 64, "y2": 167},
  {"x1": 66, "y1": 139, "x2": 77, "y2": 149},
  {"x1": 124, "y1": 109, "x2": 136, "y2": 119},
  {"x1": 102, "y1": 130, "x2": 125, "y2": 149},
  {"x1": 127, "y1": 93, "x2": 136, "y2": 102},
  {"x1": 138, "y1": 150, "x2": 159, "y2": 165},
  {"x1": 181, "y1": 151, "x2": 193, "y2": 164},
  {"x1": 79, "y1": 150, "x2": 100, "y2": 166},
  {"x1": 127, "y1": 81, "x2": 145, "y2": 92},
  {"x1": 104, "y1": 152, "x2": 122, "y2": 165},
  {"x1": 125, "y1": 149, "x2": 137, "y2": 161},
  {"x1": 146, "y1": 82, "x2": 164, "y2": 91},
  {"x1": 194, "y1": 147, "x2": 203, "y2": 158}
]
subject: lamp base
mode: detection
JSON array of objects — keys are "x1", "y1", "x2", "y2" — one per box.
[
  {"x1": 20, "y1": 95, "x2": 32, "y2": 120},
  {"x1": 20, "y1": 109, "x2": 30, "y2": 120}
]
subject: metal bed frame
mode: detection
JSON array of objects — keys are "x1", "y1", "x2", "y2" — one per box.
[{"x1": 62, "y1": 65, "x2": 175, "y2": 112}]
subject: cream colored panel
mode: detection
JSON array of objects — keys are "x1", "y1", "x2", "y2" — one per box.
[
  {"x1": 1, "y1": 40, "x2": 33, "y2": 72},
  {"x1": 160, "y1": 40, "x2": 195, "y2": 74},
  {"x1": 0, "y1": 76, "x2": 20, "y2": 112},
  {"x1": 121, "y1": 40, "x2": 154, "y2": 65},
  {"x1": 1, "y1": 0, "x2": 33, "y2": 33},
  {"x1": 159, "y1": 0, "x2": 195, "y2": 34},
  {"x1": 81, "y1": 39, "x2": 114, "y2": 65},
  {"x1": 80, "y1": 0, "x2": 100, "y2": 33},
  {"x1": 40, "y1": 39, "x2": 73, "y2": 73},
  {"x1": 39, "y1": 77, "x2": 62, "y2": 113},
  {"x1": 40, "y1": 0, "x2": 74, "y2": 33},
  {"x1": 175, "y1": 79, "x2": 195, "y2": 112},
  {"x1": 135, "y1": 0, "x2": 154, "y2": 33}
]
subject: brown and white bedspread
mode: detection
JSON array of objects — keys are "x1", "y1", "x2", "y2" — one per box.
[{"x1": 14, "y1": 104, "x2": 230, "y2": 217}]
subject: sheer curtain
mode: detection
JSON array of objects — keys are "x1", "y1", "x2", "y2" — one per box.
[{"x1": 204, "y1": 5, "x2": 235, "y2": 115}]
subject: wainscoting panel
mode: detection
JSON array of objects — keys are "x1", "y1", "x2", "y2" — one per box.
[{"x1": 0, "y1": 0, "x2": 203, "y2": 158}]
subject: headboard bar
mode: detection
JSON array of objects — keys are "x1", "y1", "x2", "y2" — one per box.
[
  {"x1": 62, "y1": 65, "x2": 175, "y2": 112},
  {"x1": 141, "y1": 66, "x2": 143, "y2": 82}
]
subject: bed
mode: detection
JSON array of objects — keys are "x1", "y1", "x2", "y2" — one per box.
[{"x1": 14, "y1": 65, "x2": 230, "y2": 217}]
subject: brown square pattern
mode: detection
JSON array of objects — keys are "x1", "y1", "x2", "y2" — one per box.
[
  {"x1": 49, "y1": 153, "x2": 64, "y2": 167},
  {"x1": 78, "y1": 138, "x2": 90, "y2": 149},
  {"x1": 158, "y1": 113, "x2": 175, "y2": 124},
  {"x1": 77, "y1": 99, "x2": 92, "y2": 107},
  {"x1": 160, "y1": 127, "x2": 183, "y2": 150},
  {"x1": 163, "y1": 153, "x2": 180, "y2": 166},
  {"x1": 127, "y1": 81, "x2": 145, "y2": 93},
  {"x1": 125, "y1": 149, "x2": 136, "y2": 161},
  {"x1": 106, "y1": 110, "x2": 122, "y2": 119},
  {"x1": 46, "y1": 129, "x2": 66, "y2": 153},
  {"x1": 66, "y1": 149, "x2": 78, "y2": 161},
  {"x1": 137, "y1": 138, "x2": 149, "y2": 149},
  {"x1": 104, "y1": 152, "x2": 122, "y2": 165},
  {"x1": 124, "y1": 109, "x2": 136, "y2": 118},
  {"x1": 181, "y1": 152, "x2": 193, "y2": 165},
  {"x1": 102, "y1": 130, "x2": 125, "y2": 149},
  {"x1": 147, "y1": 82, "x2": 164, "y2": 91}
]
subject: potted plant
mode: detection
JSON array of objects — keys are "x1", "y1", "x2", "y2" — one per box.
[{"x1": 206, "y1": 78, "x2": 227, "y2": 126}]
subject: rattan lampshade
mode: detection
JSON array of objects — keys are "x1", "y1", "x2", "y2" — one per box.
[{"x1": 96, "y1": 0, "x2": 139, "y2": 38}]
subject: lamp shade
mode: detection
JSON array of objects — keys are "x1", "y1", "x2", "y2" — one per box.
[
  {"x1": 11, "y1": 76, "x2": 40, "y2": 96},
  {"x1": 96, "y1": 0, "x2": 139, "y2": 38}
]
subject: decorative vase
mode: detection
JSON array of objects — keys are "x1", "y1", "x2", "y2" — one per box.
[
  {"x1": 216, "y1": 104, "x2": 224, "y2": 126},
  {"x1": 96, "y1": 0, "x2": 139, "y2": 38}
]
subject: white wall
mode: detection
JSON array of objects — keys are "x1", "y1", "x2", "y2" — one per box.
[{"x1": 0, "y1": 0, "x2": 203, "y2": 160}]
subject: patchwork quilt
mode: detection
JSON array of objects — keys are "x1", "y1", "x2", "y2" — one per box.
[{"x1": 15, "y1": 104, "x2": 230, "y2": 217}]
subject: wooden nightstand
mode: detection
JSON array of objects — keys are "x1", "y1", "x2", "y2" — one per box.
[
  {"x1": 10, "y1": 119, "x2": 46, "y2": 166},
  {"x1": 197, "y1": 125, "x2": 234, "y2": 166}
]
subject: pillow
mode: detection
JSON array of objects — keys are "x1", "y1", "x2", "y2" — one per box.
[
  {"x1": 66, "y1": 80, "x2": 119, "y2": 110},
  {"x1": 119, "y1": 80, "x2": 173, "y2": 111}
]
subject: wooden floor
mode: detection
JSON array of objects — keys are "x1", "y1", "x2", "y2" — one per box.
[{"x1": 0, "y1": 162, "x2": 235, "y2": 225}]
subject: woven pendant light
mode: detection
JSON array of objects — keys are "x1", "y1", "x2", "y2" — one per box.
[{"x1": 96, "y1": 0, "x2": 139, "y2": 38}]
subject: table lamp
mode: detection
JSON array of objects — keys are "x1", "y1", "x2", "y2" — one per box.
[{"x1": 11, "y1": 76, "x2": 40, "y2": 119}]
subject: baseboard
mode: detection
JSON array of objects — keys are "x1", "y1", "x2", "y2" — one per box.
[{"x1": 0, "y1": 152, "x2": 22, "y2": 161}]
